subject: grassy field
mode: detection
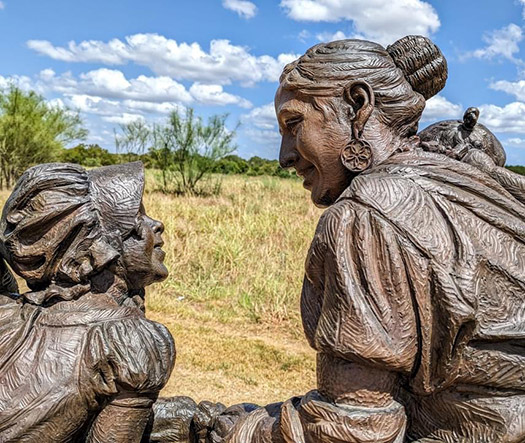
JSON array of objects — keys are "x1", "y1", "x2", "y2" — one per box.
[{"x1": 0, "y1": 174, "x2": 322, "y2": 406}]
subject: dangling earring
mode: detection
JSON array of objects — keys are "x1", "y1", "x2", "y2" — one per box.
[{"x1": 340, "y1": 128, "x2": 373, "y2": 172}]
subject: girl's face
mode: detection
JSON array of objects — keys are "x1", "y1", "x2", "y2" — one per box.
[{"x1": 121, "y1": 204, "x2": 168, "y2": 290}]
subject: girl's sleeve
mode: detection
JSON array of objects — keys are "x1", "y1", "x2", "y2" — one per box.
[{"x1": 83, "y1": 314, "x2": 176, "y2": 406}]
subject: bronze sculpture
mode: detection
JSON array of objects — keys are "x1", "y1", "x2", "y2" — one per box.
[
  {"x1": 419, "y1": 106, "x2": 506, "y2": 166},
  {"x1": 418, "y1": 107, "x2": 525, "y2": 207},
  {"x1": 0, "y1": 162, "x2": 175, "y2": 441},
  {"x1": 183, "y1": 35, "x2": 525, "y2": 442},
  {"x1": 2, "y1": 33, "x2": 525, "y2": 443}
]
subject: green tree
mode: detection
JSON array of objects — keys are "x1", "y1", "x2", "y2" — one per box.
[
  {"x1": 116, "y1": 108, "x2": 237, "y2": 195},
  {"x1": 60, "y1": 144, "x2": 117, "y2": 167},
  {"x1": 212, "y1": 155, "x2": 249, "y2": 174},
  {"x1": 0, "y1": 85, "x2": 87, "y2": 188}
]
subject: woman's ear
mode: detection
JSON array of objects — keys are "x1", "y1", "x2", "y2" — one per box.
[{"x1": 342, "y1": 81, "x2": 375, "y2": 138}]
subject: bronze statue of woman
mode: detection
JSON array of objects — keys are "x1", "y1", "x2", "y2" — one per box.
[
  {"x1": 0, "y1": 162, "x2": 175, "y2": 441},
  {"x1": 195, "y1": 36, "x2": 525, "y2": 442}
]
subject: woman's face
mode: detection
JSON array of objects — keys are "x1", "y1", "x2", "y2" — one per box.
[
  {"x1": 121, "y1": 204, "x2": 168, "y2": 289},
  {"x1": 275, "y1": 87, "x2": 353, "y2": 207}
]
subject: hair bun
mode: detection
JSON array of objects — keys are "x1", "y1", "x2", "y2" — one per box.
[{"x1": 387, "y1": 35, "x2": 448, "y2": 100}]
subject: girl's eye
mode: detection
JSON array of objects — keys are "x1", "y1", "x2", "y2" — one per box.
[
  {"x1": 129, "y1": 218, "x2": 145, "y2": 240},
  {"x1": 286, "y1": 116, "x2": 303, "y2": 134}
]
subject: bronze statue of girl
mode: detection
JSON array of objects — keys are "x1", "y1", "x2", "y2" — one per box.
[{"x1": 0, "y1": 162, "x2": 175, "y2": 441}]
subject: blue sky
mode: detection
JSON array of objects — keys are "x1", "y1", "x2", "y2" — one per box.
[{"x1": 1, "y1": 0, "x2": 525, "y2": 163}]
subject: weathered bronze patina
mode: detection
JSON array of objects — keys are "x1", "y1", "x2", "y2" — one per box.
[
  {"x1": 185, "y1": 35, "x2": 525, "y2": 442},
  {"x1": 0, "y1": 162, "x2": 175, "y2": 441},
  {"x1": 419, "y1": 106, "x2": 506, "y2": 166},
  {"x1": 2, "y1": 33, "x2": 525, "y2": 443},
  {"x1": 419, "y1": 107, "x2": 525, "y2": 207}
]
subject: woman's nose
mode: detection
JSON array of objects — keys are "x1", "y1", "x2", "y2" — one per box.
[{"x1": 279, "y1": 139, "x2": 299, "y2": 169}]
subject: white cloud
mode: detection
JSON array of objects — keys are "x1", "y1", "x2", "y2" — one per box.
[
  {"x1": 41, "y1": 68, "x2": 194, "y2": 103},
  {"x1": 123, "y1": 99, "x2": 184, "y2": 115},
  {"x1": 504, "y1": 137, "x2": 525, "y2": 158},
  {"x1": 30, "y1": 67, "x2": 252, "y2": 108},
  {"x1": 241, "y1": 102, "x2": 280, "y2": 148},
  {"x1": 189, "y1": 83, "x2": 252, "y2": 108},
  {"x1": 28, "y1": 34, "x2": 298, "y2": 86},
  {"x1": 0, "y1": 74, "x2": 37, "y2": 92},
  {"x1": 47, "y1": 97, "x2": 66, "y2": 109},
  {"x1": 241, "y1": 102, "x2": 276, "y2": 129},
  {"x1": 102, "y1": 113, "x2": 145, "y2": 125},
  {"x1": 420, "y1": 95, "x2": 463, "y2": 122},
  {"x1": 315, "y1": 30, "x2": 367, "y2": 42},
  {"x1": 280, "y1": 0, "x2": 440, "y2": 46},
  {"x1": 464, "y1": 24, "x2": 523, "y2": 63},
  {"x1": 491, "y1": 79, "x2": 525, "y2": 101},
  {"x1": 506, "y1": 137, "x2": 525, "y2": 145},
  {"x1": 478, "y1": 102, "x2": 525, "y2": 134},
  {"x1": 244, "y1": 128, "x2": 281, "y2": 146},
  {"x1": 63, "y1": 94, "x2": 183, "y2": 117},
  {"x1": 28, "y1": 38, "x2": 126, "y2": 65},
  {"x1": 520, "y1": 0, "x2": 525, "y2": 19},
  {"x1": 298, "y1": 30, "x2": 311, "y2": 43},
  {"x1": 0, "y1": 2, "x2": 5, "y2": 10},
  {"x1": 63, "y1": 95, "x2": 152, "y2": 127},
  {"x1": 222, "y1": 0, "x2": 257, "y2": 19},
  {"x1": 316, "y1": 30, "x2": 350, "y2": 42},
  {"x1": 65, "y1": 94, "x2": 122, "y2": 116}
]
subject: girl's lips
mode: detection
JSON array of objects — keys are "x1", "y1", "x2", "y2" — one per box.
[
  {"x1": 154, "y1": 238, "x2": 166, "y2": 260},
  {"x1": 154, "y1": 246, "x2": 166, "y2": 261}
]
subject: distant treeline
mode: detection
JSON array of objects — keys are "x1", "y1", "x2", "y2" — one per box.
[
  {"x1": 63, "y1": 143, "x2": 525, "y2": 178},
  {"x1": 507, "y1": 166, "x2": 525, "y2": 176},
  {"x1": 60, "y1": 143, "x2": 297, "y2": 178}
]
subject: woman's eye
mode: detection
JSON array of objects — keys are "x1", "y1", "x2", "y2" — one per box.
[{"x1": 286, "y1": 116, "x2": 303, "y2": 134}]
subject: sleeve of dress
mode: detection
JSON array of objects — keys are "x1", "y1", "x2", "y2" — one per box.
[
  {"x1": 302, "y1": 199, "x2": 419, "y2": 373},
  {"x1": 83, "y1": 313, "x2": 176, "y2": 406}
]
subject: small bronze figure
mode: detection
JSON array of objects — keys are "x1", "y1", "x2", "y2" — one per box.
[
  {"x1": 0, "y1": 162, "x2": 175, "y2": 442},
  {"x1": 419, "y1": 106, "x2": 506, "y2": 166},
  {"x1": 419, "y1": 107, "x2": 525, "y2": 207}
]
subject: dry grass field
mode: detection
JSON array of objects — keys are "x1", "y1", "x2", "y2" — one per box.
[{"x1": 0, "y1": 173, "x2": 323, "y2": 406}]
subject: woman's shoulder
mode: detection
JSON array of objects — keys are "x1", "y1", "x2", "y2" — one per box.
[
  {"x1": 333, "y1": 150, "x2": 474, "y2": 222},
  {"x1": 86, "y1": 312, "x2": 175, "y2": 367},
  {"x1": 319, "y1": 165, "x2": 425, "y2": 236}
]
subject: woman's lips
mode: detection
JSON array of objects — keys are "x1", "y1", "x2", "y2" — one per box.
[{"x1": 296, "y1": 165, "x2": 316, "y2": 189}]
